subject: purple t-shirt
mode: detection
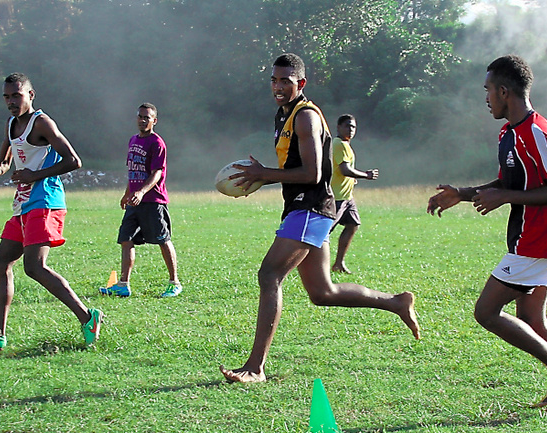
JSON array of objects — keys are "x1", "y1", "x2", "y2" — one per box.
[{"x1": 127, "y1": 132, "x2": 169, "y2": 204}]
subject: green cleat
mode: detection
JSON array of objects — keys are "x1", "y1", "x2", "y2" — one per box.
[
  {"x1": 161, "y1": 282, "x2": 182, "y2": 298},
  {"x1": 0, "y1": 335, "x2": 6, "y2": 350},
  {"x1": 82, "y1": 308, "x2": 103, "y2": 346}
]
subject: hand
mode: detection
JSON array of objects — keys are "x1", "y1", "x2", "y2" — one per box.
[
  {"x1": 125, "y1": 191, "x2": 144, "y2": 207},
  {"x1": 472, "y1": 188, "x2": 505, "y2": 215},
  {"x1": 230, "y1": 155, "x2": 265, "y2": 191},
  {"x1": 366, "y1": 168, "x2": 379, "y2": 180},
  {"x1": 427, "y1": 184, "x2": 461, "y2": 217},
  {"x1": 11, "y1": 168, "x2": 36, "y2": 184},
  {"x1": 120, "y1": 194, "x2": 129, "y2": 210}
]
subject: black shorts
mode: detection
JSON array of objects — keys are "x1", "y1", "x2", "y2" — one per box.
[
  {"x1": 330, "y1": 199, "x2": 361, "y2": 231},
  {"x1": 117, "y1": 202, "x2": 172, "y2": 245}
]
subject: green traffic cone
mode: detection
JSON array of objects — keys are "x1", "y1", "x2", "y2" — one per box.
[{"x1": 309, "y1": 378, "x2": 340, "y2": 433}]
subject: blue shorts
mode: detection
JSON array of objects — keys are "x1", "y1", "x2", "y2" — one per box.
[{"x1": 276, "y1": 210, "x2": 334, "y2": 248}]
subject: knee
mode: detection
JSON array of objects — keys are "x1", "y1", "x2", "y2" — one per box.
[
  {"x1": 474, "y1": 300, "x2": 496, "y2": 330},
  {"x1": 308, "y1": 287, "x2": 337, "y2": 306},
  {"x1": 23, "y1": 260, "x2": 44, "y2": 280},
  {"x1": 258, "y1": 265, "x2": 282, "y2": 290},
  {"x1": 0, "y1": 259, "x2": 13, "y2": 273}
]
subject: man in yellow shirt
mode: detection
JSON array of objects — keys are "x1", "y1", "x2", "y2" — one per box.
[{"x1": 331, "y1": 114, "x2": 378, "y2": 273}]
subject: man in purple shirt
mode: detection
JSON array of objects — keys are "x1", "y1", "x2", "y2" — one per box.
[{"x1": 100, "y1": 103, "x2": 182, "y2": 298}]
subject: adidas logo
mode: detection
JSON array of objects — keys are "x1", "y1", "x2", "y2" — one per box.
[
  {"x1": 501, "y1": 266, "x2": 511, "y2": 275},
  {"x1": 506, "y1": 151, "x2": 515, "y2": 168}
]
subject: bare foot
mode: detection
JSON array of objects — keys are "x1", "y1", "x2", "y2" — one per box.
[
  {"x1": 396, "y1": 291, "x2": 421, "y2": 340},
  {"x1": 531, "y1": 395, "x2": 547, "y2": 408},
  {"x1": 332, "y1": 263, "x2": 352, "y2": 274},
  {"x1": 219, "y1": 365, "x2": 266, "y2": 383}
]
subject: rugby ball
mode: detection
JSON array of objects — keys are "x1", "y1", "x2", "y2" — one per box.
[{"x1": 215, "y1": 159, "x2": 264, "y2": 197}]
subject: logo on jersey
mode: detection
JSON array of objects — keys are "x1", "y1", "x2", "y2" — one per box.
[
  {"x1": 506, "y1": 151, "x2": 515, "y2": 168},
  {"x1": 501, "y1": 266, "x2": 511, "y2": 275},
  {"x1": 17, "y1": 148, "x2": 26, "y2": 163},
  {"x1": 294, "y1": 193, "x2": 304, "y2": 202}
]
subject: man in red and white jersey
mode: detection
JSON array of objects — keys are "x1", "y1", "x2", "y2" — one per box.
[{"x1": 427, "y1": 55, "x2": 547, "y2": 407}]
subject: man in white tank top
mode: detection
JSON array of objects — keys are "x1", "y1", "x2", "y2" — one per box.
[{"x1": 0, "y1": 73, "x2": 103, "y2": 350}]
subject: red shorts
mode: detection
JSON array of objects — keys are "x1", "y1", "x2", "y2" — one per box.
[{"x1": 1, "y1": 209, "x2": 67, "y2": 248}]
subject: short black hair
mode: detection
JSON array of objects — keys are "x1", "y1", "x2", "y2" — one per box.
[
  {"x1": 337, "y1": 114, "x2": 355, "y2": 125},
  {"x1": 273, "y1": 53, "x2": 306, "y2": 80},
  {"x1": 487, "y1": 55, "x2": 533, "y2": 99},
  {"x1": 4, "y1": 72, "x2": 33, "y2": 91},
  {"x1": 139, "y1": 102, "x2": 158, "y2": 117}
]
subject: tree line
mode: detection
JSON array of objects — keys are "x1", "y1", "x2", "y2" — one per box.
[{"x1": 0, "y1": 0, "x2": 545, "y2": 189}]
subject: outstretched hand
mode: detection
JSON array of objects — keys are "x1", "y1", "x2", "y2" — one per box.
[{"x1": 427, "y1": 184, "x2": 461, "y2": 217}]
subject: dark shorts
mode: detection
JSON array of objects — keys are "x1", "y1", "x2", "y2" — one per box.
[
  {"x1": 331, "y1": 199, "x2": 361, "y2": 230},
  {"x1": 117, "y1": 202, "x2": 172, "y2": 245}
]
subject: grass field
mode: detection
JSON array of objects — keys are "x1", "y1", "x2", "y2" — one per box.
[{"x1": 1, "y1": 186, "x2": 547, "y2": 432}]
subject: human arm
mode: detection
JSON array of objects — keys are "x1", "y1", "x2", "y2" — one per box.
[
  {"x1": 426, "y1": 179, "x2": 501, "y2": 217},
  {"x1": 473, "y1": 184, "x2": 547, "y2": 215},
  {"x1": 124, "y1": 168, "x2": 162, "y2": 207},
  {"x1": 0, "y1": 122, "x2": 13, "y2": 176},
  {"x1": 338, "y1": 162, "x2": 378, "y2": 180},
  {"x1": 231, "y1": 109, "x2": 324, "y2": 189},
  {"x1": 10, "y1": 115, "x2": 81, "y2": 184},
  {"x1": 120, "y1": 184, "x2": 130, "y2": 209}
]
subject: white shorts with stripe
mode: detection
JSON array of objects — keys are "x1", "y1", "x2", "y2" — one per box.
[{"x1": 491, "y1": 253, "x2": 547, "y2": 294}]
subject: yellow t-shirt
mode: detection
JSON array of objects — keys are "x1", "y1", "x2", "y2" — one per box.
[{"x1": 331, "y1": 136, "x2": 355, "y2": 201}]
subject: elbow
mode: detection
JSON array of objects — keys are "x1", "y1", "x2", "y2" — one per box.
[
  {"x1": 69, "y1": 155, "x2": 82, "y2": 171},
  {"x1": 306, "y1": 168, "x2": 321, "y2": 185}
]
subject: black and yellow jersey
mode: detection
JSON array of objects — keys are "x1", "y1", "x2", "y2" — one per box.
[{"x1": 274, "y1": 95, "x2": 336, "y2": 220}]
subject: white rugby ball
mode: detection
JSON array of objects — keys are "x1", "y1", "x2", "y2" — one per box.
[{"x1": 215, "y1": 159, "x2": 264, "y2": 197}]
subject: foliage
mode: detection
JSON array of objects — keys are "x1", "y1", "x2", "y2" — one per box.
[{"x1": 0, "y1": 0, "x2": 475, "y2": 189}]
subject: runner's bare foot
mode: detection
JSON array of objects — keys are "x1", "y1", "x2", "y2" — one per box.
[
  {"x1": 220, "y1": 365, "x2": 266, "y2": 383},
  {"x1": 332, "y1": 263, "x2": 352, "y2": 274},
  {"x1": 396, "y1": 291, "x2": 421, "y2": 340}
]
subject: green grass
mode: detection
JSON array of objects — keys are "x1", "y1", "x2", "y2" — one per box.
[{"x1": 1, "y1": 186, "x2": 547, "y2": 432}]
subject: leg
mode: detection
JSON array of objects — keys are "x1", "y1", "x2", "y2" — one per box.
[
  {"x1": 332, "y1": 223, "x2": 358, "y2": 273},
  {"x1": 516, "y1": 285, "x2": 547, "y2": 341},
  {"x1": 23, "y1": 243, "x2": 89, "y2": 325},
  {"x1": 0, "y1": 239, "x2": 23, "y2": 342},
  {"x1": 120, "y1": 240, "x2": 135, "y2": 282},
  {"x1": 220, "y1": 237, "x2": 310, "y2": 383},
  {"x1": 474, "y1": 277, "x2": 547, "y2": 365},
  {"x1": 159, "y1": 240, "x2": 178, "y2": 282},
  {"x1": 299, "y1": 243, "x2": 420, "y2": 339}
]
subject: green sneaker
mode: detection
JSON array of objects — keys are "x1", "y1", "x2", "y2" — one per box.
[
  {"x1": 82, "y1": 308, "x2": 103, "y2": 346},
  {"x1": 161, "y1": 282, "x2": 182, "y2": 298},
  {"x1": 0, "y1": 335, "x2": 6, "y2": 350}
]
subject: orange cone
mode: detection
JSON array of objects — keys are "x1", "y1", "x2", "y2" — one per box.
[{"x1": 106, "y1": 270, "x2": 117, "y2": 288}]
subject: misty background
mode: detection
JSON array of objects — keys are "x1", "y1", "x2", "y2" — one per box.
[{"x1": 0, "y1": 0, "x2": 545, "y2": 191}]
